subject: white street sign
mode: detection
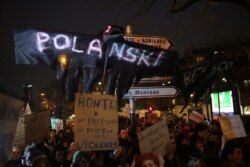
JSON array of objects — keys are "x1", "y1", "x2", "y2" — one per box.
[
  {"x1": 123, "y1": 86, "x2": 180, "y2": 99},
  {"x1": 124, "y1": 35, "x2": 173, "y2": 49}
]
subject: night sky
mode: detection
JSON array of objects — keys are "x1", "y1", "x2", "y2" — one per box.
[{"x1": 0, "y1": 0, "x2": 250, "y2": 101}]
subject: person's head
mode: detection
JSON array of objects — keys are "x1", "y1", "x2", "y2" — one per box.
[
  {"x1": 221, "y1": 139, "x2": 244, "y2": 166},
  {"x1": 53, "y1": 147, "x2": 65, "y2": 164},
  {"x1": 195, "y1": 123, "x2": 210, "y2": 140},
  {"x1": 67, "y1": 142, "x2": 80, "y2": 161},
  {"x1": 22, "y1": 143, "x2": 50, "y2": 167},
  {"x1": 134, "y1": 152, "x2": 160, "y2": 167},
  {"x1": 191, "y1": 137, "x2": 206, "y2": 154},
  {"x1": 118, "y1": 127, "x2": 129, "y2": 140},
  {"x1": 72, "y1": 151, "x2": 92, "y2": 167},
  {"x1": 11, "y1": 145, "x2": 23, "y2": 160}
]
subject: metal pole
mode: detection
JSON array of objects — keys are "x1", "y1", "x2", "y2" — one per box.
[
  {"x1": 129, "y1": 97, "x2": 140, "y2": 154},
  {"x1": 129, "y1": 98, "x2": 136, "y2": 132}
]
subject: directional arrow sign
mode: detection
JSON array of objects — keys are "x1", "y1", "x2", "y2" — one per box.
[
  {"x1": 123, "y1": 86, "x2": 180, "y2": 99},
  {"x1": 124, "y1": 35, "x2": 173, "y2": 49}
]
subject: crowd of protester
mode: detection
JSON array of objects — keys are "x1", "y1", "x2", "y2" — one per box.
[{"x1": 1, "y1": 114, "x2": 250, "y2": 167}]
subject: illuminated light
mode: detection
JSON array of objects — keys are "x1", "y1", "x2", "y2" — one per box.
[
  {"x1": 41, "y1": 93, "x2": 45, "y2": 96},
  {"x1": 27, "y1": 84, "x2": 32, "y2": 88},
  {"x1": 222, "y1": 78, "x2": 227, "y2": 82},
  {"x1": 59, "y1": 54, "x2": 68, "y2": 66},
  {"x1": 98, "y1": 82, "x2": 102, "y2": 85},
  {"x1": 190, "y1": 94, "x2": 194, "y2": 97},
  {"x1": 126, "y1": 25, "x2": 132, "y2": 35},
  {"x1": 168, "y1": 81, "x2": 171, "y2": 84},
  {"x1": 161, "y1": 83, "x2": 166, "y2": 86}
]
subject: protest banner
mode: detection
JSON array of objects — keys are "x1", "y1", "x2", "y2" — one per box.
[
  {"x1": 13, "y1": 110, "x2": 50, "y2": 146},
  {"x1": 74, "y1": 93, "x2": 119, "y2": 151},
  {"x1": 137, "y1": 119, "x2": 170, "y2": 155},
  {"x1": 219, "y1": 115, "x2": 247, "y2": 139},
  {"x1": 0, "y1": 93, "x2": 23, "y2": 159},
  {"x1": 189, "y1": 110, "x2": 205, "y2": 123}
]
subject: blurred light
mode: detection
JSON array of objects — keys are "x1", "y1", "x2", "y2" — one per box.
[
  {"x1": 190, "y1": 94, "x2": 194, "y2": 97},
  {"x1": 98, "y1": 82, "x2": 102, "y2": 85},
  {"x1": 27, "y1": 84, "x2": 32, "y2": 88},
  {"x1": 59, "y1": 54, "x2": 68, "y2": 66},
  {"x1": 161, "y1": 83, "x2": 166, "y2": 86},
  {"x1": 222, "y1": 77, "x2": 227, "y2": 82},
  {"x1": 41, "y1": 93, "x2": 45, "y2": 96}
]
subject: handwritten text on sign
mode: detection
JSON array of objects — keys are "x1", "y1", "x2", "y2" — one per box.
[
  {"x1": 74, "y1": 93, "x2": 118, "y2": 151},
  {"x1": 219, "y1": 115, "x2": 247, "y2": 139},
  {"x1": 137, "y1": 119, "x2": 170, "y2": 155}
]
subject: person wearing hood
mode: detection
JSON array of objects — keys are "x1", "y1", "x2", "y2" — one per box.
[{"x1": 21, "y1": 143, "x2": 50, "y2": 167}]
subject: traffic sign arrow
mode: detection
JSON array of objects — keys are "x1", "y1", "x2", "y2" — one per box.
[
  {"x1": 124, "y1": 35, "x2": 173, "y2": 49},
  {"x1": 123, "y1": 86, "x2": 180, "y2": 99}
]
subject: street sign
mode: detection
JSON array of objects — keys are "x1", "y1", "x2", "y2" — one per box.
[
  {"x1": 124, "y1": 35, "x2": 173, "y2": 49},
  {"x1": 123, "y1": 86, "x2": 180, "y2": 99}
]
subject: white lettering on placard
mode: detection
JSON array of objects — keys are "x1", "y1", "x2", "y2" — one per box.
[
  {"x1": 87, "y1": 39, "x2": 102, "y2": 58},
  {"x1": 72, "y1": 36, "x2": 84, "y2": 53},
  {"x1": 184, "y1": 60, "x2": 235, "y2": 86},
  {"x1": 37, "y1": 32, "x2": 50, "y2": 52},
  {"x1": 53, "y1": 34, "x2": 70, "y2": 50},
  {"x1": 36, "y1": 32, "x2": 165, "y2": 67}
]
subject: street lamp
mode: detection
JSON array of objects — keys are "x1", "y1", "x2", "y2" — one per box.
[{"x1": 57, "y1": 54, "x2": 69, "y2": 134}]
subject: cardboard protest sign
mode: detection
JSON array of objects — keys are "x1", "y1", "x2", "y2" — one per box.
[
  {"x1": 219, "y1": 115, "x2": 247, "y2": 139},
  {"x1": 0, "y1": 93, "x2": 23, "y2": 159},
  {"x1": 74, "y1": 93, "x2": 119, "y2": 151},
  {"x1": 137, "y1": 119, "x2": 170, "y2": 155},
  {"x1": 189, "y1": 110, "x2": 205, "y2": 123},
  {"x1": 13, "y1": 110, "x2": 50, "y2": 146}
]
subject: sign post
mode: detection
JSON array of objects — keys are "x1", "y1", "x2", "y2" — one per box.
[
  {"x1": 124, "y1": 35, "x2": 173, "y2": 50},
  {"x1": 123, "y1": 86, "x2": 180, "y2": 99},
  {"x1": 123, "y1": 86, "x2": 179, "y2": 153}
]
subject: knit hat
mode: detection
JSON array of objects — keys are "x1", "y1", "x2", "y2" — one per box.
[
  {"x1": 21, "y1": 143, "x2": 47, "y2": 166},
  {"x1": 134, "y1": 152, "x2": 160, "y2": 167}
]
